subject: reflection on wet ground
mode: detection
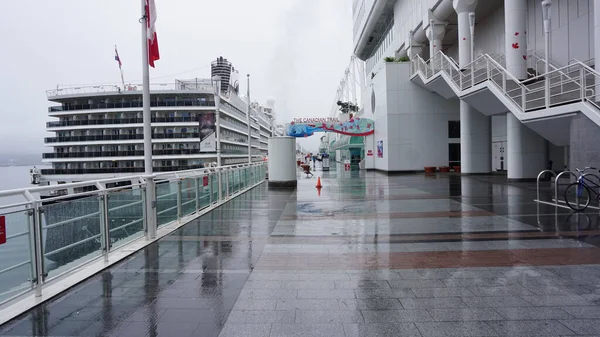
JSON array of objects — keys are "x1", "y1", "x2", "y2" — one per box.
[{"x1": 2, "y1": 169, "x2": 600, "y2": 336}]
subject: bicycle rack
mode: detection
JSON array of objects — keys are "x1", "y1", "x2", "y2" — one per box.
[{"x1": 534, "y1": 169, "x2": 600, "y2": 211}]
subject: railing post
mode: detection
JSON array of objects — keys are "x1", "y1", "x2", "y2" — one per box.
[
  {"x1": 486, "y1": 59, "x2": 490, "y2": 79},
  {"x1": 502, "y1": 72, "x2": 506, "y2": 92},
  {"x1": 225, "y1": 169, "x2": 230, "y2": 198},
  {"x1": 471, "y1": 62, "x2": 475, "y2": 88},
  {"x1": 195, "y1": 176, "x2": 201, "y2": 212},
  {"x1": 521, "y1": 86, "x2": 526, "y2": 110},
  {"x1": 176, "y1": 179, "x2": 182, "y2": 221},
  {"x1": 580, "y1": 67, "x2": 585, "y2": 101},
  {"x1": 101, "y1": 190, "x2": 111, "y2": 262},
  {"x1": 31, "y1": 202, "x2": 45, "y2": 297},
  {"x1": 218, "y1": 170, "x2": 222, "y2": 202},
  {"x1": 145, "y1": 177, "x2": 157, "y2": 239}
]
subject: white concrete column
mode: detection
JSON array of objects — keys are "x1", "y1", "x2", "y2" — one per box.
[
  {"x1": 424, "y1": 10, "x2": 447, "y2": 56},
  {"x1": 407, "y1": 30, "x2": 424, "y2": 59},
  {"x1": 453, "y1": 0, "x2": 478, "y2": 68},
  {"x1": 507, "y1": 113, "x2": 548, "y2": 180},
  {"x1": 454, "y1": 0, "x2": 489, "y2": 173},
  {"x1": 505, "y1": 0, "x2": 528, "y2": 80},
  {"x1": 460, "y1": 102, "x2": 491, "y2": 173},
  {"x1": 595, "y1": 0, "x2": 600, "y2": 100},
  {"x1": 267, "y1": 136, "x2": 297, "y2": 188}
]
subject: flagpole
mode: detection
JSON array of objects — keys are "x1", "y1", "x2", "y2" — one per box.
[
  {"x1": 141, "y1": 0, "x2": 156, "y2": 239},
  {"x1": 247, "y1": 74, "x2": 251, "y2": 164},
  {"x1": 141, "y1": 0, "x2": 152, "y2": 176}
]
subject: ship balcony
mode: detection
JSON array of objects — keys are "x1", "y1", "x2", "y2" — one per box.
[
  {"x1": 45, "y1": 133, "x2": 201, "y2": 143},
  {"x1": 46, "y1": 117, "x2": 201, "y2": 128},
  {"x1": 48, "y1": 99, "x2": 215, "y2": 113},
  {"x1": 42, "y1": 149, "x2": 214, "y2": 159},
  {"x1": 41, "y1": 165, "x2": 209, "y2": 175}
]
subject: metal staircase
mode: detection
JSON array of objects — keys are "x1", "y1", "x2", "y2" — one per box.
[{"x1": 410, "y1": 51, "x2": 600, "y2": 127}]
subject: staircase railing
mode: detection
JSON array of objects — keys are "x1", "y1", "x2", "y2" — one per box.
[{"x1": 411, "y1": 50, "x2": 600, "y2": 113}]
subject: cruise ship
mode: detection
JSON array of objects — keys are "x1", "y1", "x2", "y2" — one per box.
[{"x1": 34, "y1": 56, "x2": 281, "y2": 190}]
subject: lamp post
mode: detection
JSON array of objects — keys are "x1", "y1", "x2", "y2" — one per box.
[
  {"x1": 212, "y1": 75, "x2": 222, "y2": 201},
  {"x1": 542, "y1": 0, "x2": 552, "y2": 108},
  {"x1": 469, "y1": 12, "x2": 475, "y2": 86},
  {"x1": 246, "y1": 74, "x2": 251, "y2": 164},
  {"x1": 212, "y1": 75, "x2": 222, "y2": 167}
]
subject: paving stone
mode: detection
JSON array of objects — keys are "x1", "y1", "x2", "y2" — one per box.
[
  {"x1": 488, "y1": 320, "x2": 577, "y2": 336},
  {"x1": 297, "y1": 290, "x2": 356, "y2": 299},
  {"x1": 238, "y1": 289, "x2": 298, "y2": 299},
  {"x1": 280, "y1": 281, "x2": 336, "y2": 290},
  {"x1": 561, "y1": 306, "x2": 600, "y2": 319},
  {"x1": 232, "y1": 299, "x2": 278, "y2": 310},
  {"x1": 218, "y1": 324, "x2": 272, "y2": 337},
  {"x1": 344, "y1": 323, "x2": 423, "y2": 337},
  {"x1": 428, "y1": 308, "x2": 504, "y2": 321},
  {"x1": 354, "y1": 288, "x2": 415, "y2": 299},
  {"x1": 269, "y1": 324, "x2": 345, "y2": 337},
  {"x1": 334, "y1": 280, "x2": 391, "y2": 289},
  {"x1": 338, "y1": 298, "x2": 404, "y2": 310},
  {"x1": 412, "y1": 287, "x2": 475, "y2": 298},
  {"x1": 494, "y1": 307, "x2": 573, "y2": 320},
  {"x1": 414, "y1": 321, "x2": 499, "y2": 337},
  {"x1": 558, "y1": 319, "x2": 600, "y2": 335},
  {"x1": 389, "y1": 279, "x2": 447, "y2": 289},
  {"x1": 397, "y1": 269, "x2": 451, "y2": 280},
  {"x1": 275, "y1": 299, "x2": 339, "y2": 310},
  {"x1": 226, "y1": 310, "x2": 295, "y2": 324},
  {"x1": 294, "y1": 310, "x2": 364, "y2": 324},
  {"x1": 361, "y1": 309, "x2": 434, "y2": 323},
  {"x1": 400, "y1": 297, "x2": 468, "y2": 309},
  {"x1": 461, "y1": 296, "x2": 533, "y2": 308},
  {"x1": 468, "y1": 286, "x2": 534, "y2": 297},
  {"x1": 521, "y1": 295, "x2": 594, "y2": 307}
]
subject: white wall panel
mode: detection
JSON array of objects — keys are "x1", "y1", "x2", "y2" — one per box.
[
  {"x1": 473, "y1": 6, "x2": 505, "y2": 57},
  {"x1": 370, "y1": 62, "x2": 460, "y2": 171},
  {"x1": 527, "y1": 0, "x2": 593, "y2": 65}
]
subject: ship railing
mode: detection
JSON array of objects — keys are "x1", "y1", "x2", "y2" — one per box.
[
  {"x1": 46, "y1": 82, "x2": 215, "y2": 97},
  {"x1": 0, "y1": 162, "x2": 267, "y2": 321}
]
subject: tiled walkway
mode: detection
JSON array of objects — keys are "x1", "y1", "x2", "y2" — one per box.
[{"x1": 2, "y1": 168, "x2": 600, "y2": 336}]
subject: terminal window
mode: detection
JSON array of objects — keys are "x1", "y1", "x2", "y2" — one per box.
[{"x1": 448, "y1": 121, "x2": 460, "y2": 139}]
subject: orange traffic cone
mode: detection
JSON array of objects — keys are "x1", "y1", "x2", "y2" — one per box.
[{"x1": 316, "y1": 176, "x2": 322, "y2": 189}]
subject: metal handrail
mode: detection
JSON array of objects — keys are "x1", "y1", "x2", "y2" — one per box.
[
  {"x1": 0, "y1": 162, "x2": 267, "y2": 308},
  {"x1": 535, "y1": 170, "x2": 556, "y2": 202},
  {"x1": 554, "y1": 170, "x2": 579, "y2": 205},
  {"x1": 413, "y1": 51, "x2": 600, "y2": 112}
]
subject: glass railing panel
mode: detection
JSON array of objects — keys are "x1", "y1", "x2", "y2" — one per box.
[
  {"x1": 222, "y1": 172, "x2": 228, "y2": 198},
  {"x1": 42, "y1": 195, "x2": 103, "y2": 279},
  {"x1": 0, "y1": 209, "x2": 34, "y2": 303},
  {"x1": 180, "y1": 178, "x2": 196, "y2": 217},
  {"x1": 199, "y1": 175, "x2": 211, "y2": 209},
  {"x1": 211, "y1": 173, "x2": 218, "y2": 203},
  {"x1": 107, "y1": 188, "x2": 145, "y2": 249},
  {"x1": 233, "y1": 170, "x2": 239, "y2": 193},
  {"x1": 156, "y1": 182, "x2": 178, "y2": 226},
  {"x1": 228, "y1": 171, "x2": 234, "y2": 194}
]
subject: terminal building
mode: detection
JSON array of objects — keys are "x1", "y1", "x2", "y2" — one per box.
[{"x1": 355, "y1": 0, "x2": 600, "y2": 179}]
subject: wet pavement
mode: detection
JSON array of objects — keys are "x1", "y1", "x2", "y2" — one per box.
[{"x1": 2, "y1": 168, "x2": 600, "y2": 336}]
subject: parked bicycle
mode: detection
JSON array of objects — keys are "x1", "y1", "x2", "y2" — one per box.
[{"x1": 564, "y1": 167, "x2": 600, "y2": 211}]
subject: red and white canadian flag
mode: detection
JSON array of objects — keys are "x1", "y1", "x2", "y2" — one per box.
[{"x1": 145, "y1": 0, "x2": 160, "y2": 67}]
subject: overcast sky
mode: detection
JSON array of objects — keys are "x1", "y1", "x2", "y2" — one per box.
[{"x1": 0, "y1": 0, "x2": 353, "y2": 155}]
